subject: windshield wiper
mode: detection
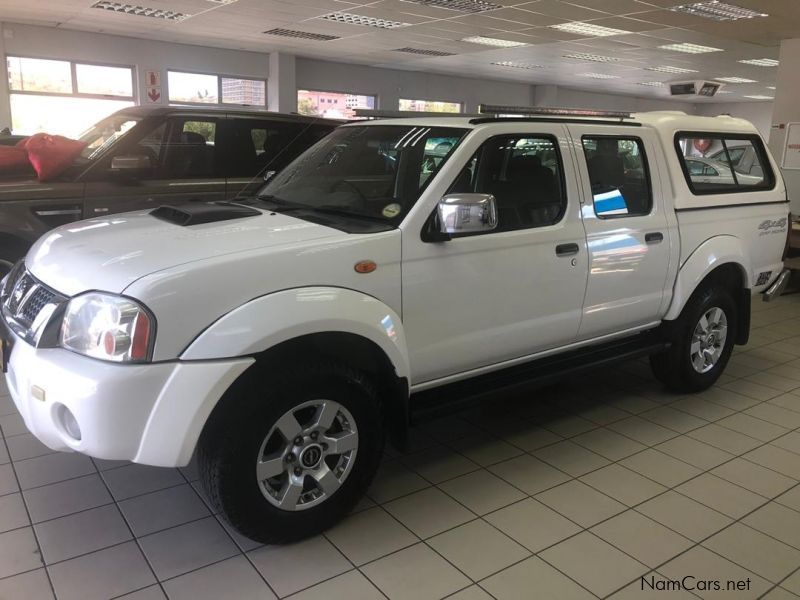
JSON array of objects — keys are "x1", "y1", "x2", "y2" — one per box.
[{"x1": 311, "y1": 205, "x2": 388, "y2": 222}]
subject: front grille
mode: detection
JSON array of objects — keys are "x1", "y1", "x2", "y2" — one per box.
[
  {"x1": 21, "y1": 286, "x2": 56, "y2": 323},
  {"x1": 2, "y1": 266, "x2": 66, "y2": 344}
]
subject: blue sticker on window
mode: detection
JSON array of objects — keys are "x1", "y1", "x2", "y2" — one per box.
[{"x1": 594, "y1": 189, "x2": 628, "y2": 216}]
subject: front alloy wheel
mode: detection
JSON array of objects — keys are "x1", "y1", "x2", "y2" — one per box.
[
  {"x1": 257, "y1": 399, "x2": 358, "y2": 511},
  {"x1": 197, "y1": 361, "x2": 384, "y2": 544}
]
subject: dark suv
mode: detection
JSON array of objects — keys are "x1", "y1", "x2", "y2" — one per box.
[{"x1": 0, "y1": 106, "x2": 338, "y2": 270}]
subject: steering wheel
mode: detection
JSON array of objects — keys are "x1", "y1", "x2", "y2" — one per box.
[{"x1": 330, "y1": 179, "x2": 368, "y2": 210}]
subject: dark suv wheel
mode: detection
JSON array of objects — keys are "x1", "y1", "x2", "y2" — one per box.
[{"x1": 197, "y1": 361, "x2": 384, "y2": 543}]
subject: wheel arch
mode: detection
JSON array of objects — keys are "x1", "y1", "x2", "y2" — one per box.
[{"x1": 664, "y1": 236, "x2": 751, "y2": 344}]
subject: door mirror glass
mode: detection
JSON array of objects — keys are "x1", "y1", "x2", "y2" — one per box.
[
  {"x1": 437, "y1": 193, "x2": 498, "y2": 235},
  {"x1": 110, "y1": 154, "x2": 152, "y2": 172}
]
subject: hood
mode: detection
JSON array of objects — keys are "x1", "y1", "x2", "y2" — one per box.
[{"x1": 26, "y1": 208, "x2": 345, "y2": 296}]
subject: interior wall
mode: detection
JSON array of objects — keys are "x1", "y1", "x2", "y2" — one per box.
[
  {"x1": 769, "y1": 37, "x2": 800, "y2": 212},
  {"x1": 551, "y1": 86, "x2": 698, "y2": 113},
  {"x1": 0, "y1": 22, "x2": 269, "y2": 111},
  {"x1": 295, "y1": 57, "x2": 535, "y2": 113},
  {"x1": 695, "y1": 101, "x2": 774, "y2": 140}
]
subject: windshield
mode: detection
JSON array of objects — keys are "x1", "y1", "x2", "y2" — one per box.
[
  {"x1": 79, "y1": 114, "x2": 140, "y2": 160},
  {"x1": 258, "y1": 124, "x2": 467, "y2": 223}
]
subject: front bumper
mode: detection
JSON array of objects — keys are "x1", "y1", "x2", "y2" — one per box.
[{"x1": 4, "y1": 326, "x2": 253, "y2": 467}]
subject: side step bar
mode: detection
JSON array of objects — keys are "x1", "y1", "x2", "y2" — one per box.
[{"x1": 410, "y1": 334, "x2": 669, "y2": 422}]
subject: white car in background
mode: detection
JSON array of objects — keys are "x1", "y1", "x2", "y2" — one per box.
[{"x1": 685, "y1": 156, "x2": 765, "y2": 187}]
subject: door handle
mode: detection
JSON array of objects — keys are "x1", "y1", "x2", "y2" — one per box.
[
  {"x1": 555, "y1": 243, "x2": 580, "y2": 257},
  {"x1": 645, "y1": 232, "x2": 664, "y2": 244}
]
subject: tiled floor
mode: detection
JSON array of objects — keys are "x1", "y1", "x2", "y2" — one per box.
[{"x1": 3, "y1": 294, "x2": 800, "y2": 599}]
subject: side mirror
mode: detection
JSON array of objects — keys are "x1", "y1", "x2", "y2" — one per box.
[
  {"x1": 437, "y1": 193, "x2": 498, "y2": 236},
  {"x1": 110, "y1": 154, "x2": 152, "y2": 173}
]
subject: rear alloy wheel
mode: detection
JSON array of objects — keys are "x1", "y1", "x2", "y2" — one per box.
[
  {"x1": 257, "y1": 399, "x2": 359, "y2": 511},
  {"x1": 198, "y1": 361, "x2": 384, "y2": 543},
  {"x1": 650, "y1": 284, "x2": 737, "y2": 393}
]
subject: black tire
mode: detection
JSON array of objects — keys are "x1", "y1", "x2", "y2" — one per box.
[
  {"x1": 650, "y1": 283, "x2": 737, "y2": 393},
  {"x1": 197, "y1": 360, "x2": 384, "y2": 544}
]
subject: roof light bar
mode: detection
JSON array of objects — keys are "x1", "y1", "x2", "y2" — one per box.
[
  {"x1": 658, "y1": 42, "x2": 724, "y2": 54},
  {"x1": 320, "y1": 12, "x2": 410, "y2": 29},
  {"x1": 90, "y1": 1, "x2": 190, "y2": 20},
  {"x1": 670, "y1": 1, "x2": 767, "y2": 21},
  {"x1": 738, "y1": 58, "x2": 779, "y2": 67},
  {"x1": 462, "y1": 36, "x2": 527, "y2": 47},
  {"x1": 477, "y1": 105, "x2": 633, "y2": 119},
  {"x1": 550, "y1": 21, "x2": 631, "y2": 37},
  {"x1": 400, "y1": 0, "x2": 503, "y2": 13}
]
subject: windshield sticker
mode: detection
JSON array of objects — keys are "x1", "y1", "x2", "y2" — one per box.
[
  {"x1": 594, "y1": 189, "x2": 628, "y2": 216},
  {"x1": 382, "y1": 203, "x2": 402, "y2": 218}
]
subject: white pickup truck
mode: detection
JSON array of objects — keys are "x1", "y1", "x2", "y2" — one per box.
[{"x1": 0, "y1": 107, "x2": 791, "y2": 543}]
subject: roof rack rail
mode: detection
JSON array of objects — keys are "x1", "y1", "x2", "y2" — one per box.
[
  {"x1": 477, "y1": 104, "x2": 633, "y2": 120},
  {"x1": 352, "y1": 109, "x2": 480, "y2": 119}
]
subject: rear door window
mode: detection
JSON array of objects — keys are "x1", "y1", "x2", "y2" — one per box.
[
  {"x1": 676, "y1": 134, "x2": 774, "y2": 194},
  {"x1": 582, "y1": 136, "x2": 652, "y2": 217}
]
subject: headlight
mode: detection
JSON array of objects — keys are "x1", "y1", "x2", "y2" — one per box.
[{"x1": 60, "y1": 293, "x2": 154, "y2": 362}]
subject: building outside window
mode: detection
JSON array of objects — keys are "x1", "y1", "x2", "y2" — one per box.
[
  {"x1": 168, "y1": 70, "x2": 266, "y2": 107},
  {"x1": 399, "y1": 98, "x2": 462, "y2": 113},
  {"x1": 297, "y1": 89, "x2": 376, "y2": 119},
  {"x1": 6, "y1": 56, "x2": 135, "y2": 137}
]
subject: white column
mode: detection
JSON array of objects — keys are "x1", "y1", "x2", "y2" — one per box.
[
  {"x1": 768, "y1": 38, "x2": 800, "y2": 213},
  {"x1": 268, "y1": 53, "x2": 296, "y2": 114},
  {"x1": 0, "y1": 23, "x2": 13, "y2": 131}
]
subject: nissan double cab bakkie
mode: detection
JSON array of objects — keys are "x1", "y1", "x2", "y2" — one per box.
[{"x1": 0, "y1": 108, "x2": 791, "y2": 543}]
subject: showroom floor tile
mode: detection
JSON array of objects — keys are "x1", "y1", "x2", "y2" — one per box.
[{"x1": 4, "y1": 294, "x2": 800, "y2": 598}]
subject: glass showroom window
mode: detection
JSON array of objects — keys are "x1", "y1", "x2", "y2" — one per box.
[
  {"x1": 6, "y1": 56, "x2": 135, "y2": 138},
  {"x1": 297, "y1": 89, "x2": 376, "y2": 120},
  {"x1": 168, "y1": 71, "x2": 266, "y2": 107},
  {"x1": 399, "y1": 98, "x2": 463, "y2": 113}
]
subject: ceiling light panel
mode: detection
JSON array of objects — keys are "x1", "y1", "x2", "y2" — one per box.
[
  {"x1": 658, "y1": 42, "x2": 724, "y2": 54},
  {"x1": 670, "y1": 1, "x2": 768, "y2": 21},
  {"x1": 645, "y1": 65, "x2": 699, "y2": 74},
  {"x1": 263, "y1": 28, "x2": 339, "y2": 41},
  {"x1": 462, "y1": 36, "x2": 527, "y2": 47},
  {"x1": 563, "y1": 53, "x2": 619, "y2": 63},
  {"x1": 744, "y1": 95, "x2": 774, "y2": 100},
  {"x1": 579, "y1": 73, "x2": 619, "y2": 79},
  {"x1": 205, "y1": 0, "x2": 237, "y2": 4},
  {"x1": 401, "y1": 0, "x2": 502, "y2": 13},
  {"x1": 491, "y1": 61, "x2": 544, "y2": 69},
  {"x1": 715, "y1": 76, "x2": 757, "y2": 83},
  {"x1": 320, "y1": 12, "x2": 410, "y2": 29},
  {"x1": 738, "y1": 58, "x2": 779, "y2": 67},
  {"x1": 550, "y1": 22, "x2": 632, "y2": 37},
  {"x1": 395, "y1": 47, "x2": 455, "y2": 56},
  {"x1": 638, "y1": 81, "x2": 664, "y2": 86},
  {"x1": 767, "y1": 86, "x2": 776, "y2": 90},
  {"x1": 90, "y1": 1, "x2": 190, "y2": 20}
]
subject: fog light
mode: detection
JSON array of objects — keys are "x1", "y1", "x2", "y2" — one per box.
[{"x1": 55, "y1": 404, "x2": 81, "y2": 441}]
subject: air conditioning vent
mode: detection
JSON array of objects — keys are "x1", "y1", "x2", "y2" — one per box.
[
  {"x1": 319, "y1": 12, "x2": 410, "y2": 29},
  {"x1": 394, "y1": 47, "x2": 455, "y2": 57},
  {"x1": 263, "y1": 28, "x2": 340, "y2": 41},
  {"x1": 400, "y1": 0, "x2": 502, "y2": 13},
  {"x1": 90, "y1": 1, "x2": 190, "y2": 20},
  {"x1": 669, "y1": 80, "x2": 725, "y2": 97}
]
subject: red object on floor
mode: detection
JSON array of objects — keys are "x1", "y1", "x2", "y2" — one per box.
[
  {"x1": 0, "y1": 146, "x2": 30, "y2": 171},
  {"x1": 23, "y1": 133, "x2": 87, "y2": 181}
]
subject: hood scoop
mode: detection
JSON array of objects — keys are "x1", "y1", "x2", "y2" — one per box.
[{"x1": 151, "y1": 202, "x2": 261, "y2": 226}]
